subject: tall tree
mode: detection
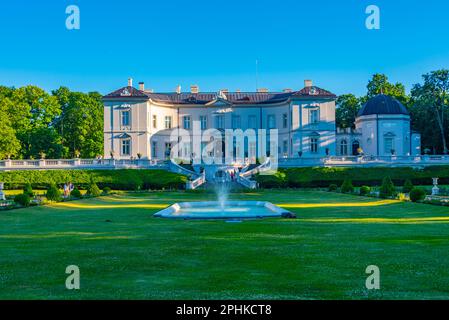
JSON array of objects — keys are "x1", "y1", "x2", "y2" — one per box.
[
  {"x1": 336, "y1": 94, "x2": 361, "y2": 129},
  {"x1": 0, "y1": 98, "x2": 21, "y2": 159},
  {"x1": 411, "y1": 70, "x2": 449, "y2": 154},
  {"x1": 53, "y1": 88, "x2": 104, "y2": 158},
  {"x1": 365, "y1": 74, "x2": 409, "y2": 106}
]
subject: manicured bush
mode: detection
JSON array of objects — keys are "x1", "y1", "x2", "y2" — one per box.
[
  {"x1": 46, "y1": 184, "x2": 62, "y2": 202},
  {"x1": 328, "y1": 184, "x2": 338, "y2": 192},
  {"x1": 102, "y1": 187, "x2": 112, "y2": 195},
  {"x1": 410, "y1": 188, "x2": 426, "y2": 202},
  {"x1": 255, "y1": 166, "x2": 449, "y2": 189},
  {"x1": 359, "y1": 186, "x2": 371, "y2": 196},
  {"x1": 341, "y1": 179, "x2": 354, "y2": 194},
  {"x1": 23, "y1": 183, "x2": 34, "y2": 198},
  {"x1": 87, "y1": 183, "x2": 101, "y2": 197},
  {"x1": 0, "y1": 169, "x2": 187, "y2": 191},
  {"x1": 70, "y1": 187, "x2": 82, "y2": 198},
  {"x1": 379, "y1": 177, "x2": 396, "y2": 199},
  {"x1": 403, "y1": 179, "x2": 414, "y2": 193},
  {"x1": 255, "y1": 171, "x2": 287, "y2": 188},
  {"x1": 14, "y1": 193, "x2": 31, "y2": 207}
]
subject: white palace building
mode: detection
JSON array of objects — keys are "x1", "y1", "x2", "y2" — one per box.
[{"x1": 102, "y1": 79, "x2": 421, "y2": 163}]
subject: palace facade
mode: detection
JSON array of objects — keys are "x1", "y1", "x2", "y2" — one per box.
[{"x1": 102, "y1": 79, "x2": 421, "y2": 161}]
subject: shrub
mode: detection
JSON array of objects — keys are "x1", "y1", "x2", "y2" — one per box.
[
  {"x1": 328, "y1": 184, "x2": 338, "y2": 192},
  {"x1": 359, "y1": 186, "x2": 371, "y2": 196},
  {"x1": 403, "y1": 179, "x2": 414, "y2": 193},
  {"x1": 14, "y1": 193, "x2": 31, "y2": 207},
  {"x1": 87, "y1": 183, "x2": 101, "y2": 197},
  {"x1": 46, "y1": 184, "x2": 62, "y2": 202},
  {"x1": 23, "y1": 183, "x2": 34, "y2": 197},
  {"x1": 341, "y1": 179, "x2": 354, "y2": 194},
  {"x1": 379, "y1": 176, "x2": 396, "y2": 199},
  {"x1": 70, "y1": 187, "x2": 82, "y2": 198},
  {"x1": 410, "y1": 188, "x2": 426, "y2": 202},
  {"x1": 102, "y1": 187, "x2": 112, "y2": 195}
]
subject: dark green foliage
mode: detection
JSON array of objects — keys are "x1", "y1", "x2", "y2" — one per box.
[
  {"x1": 328, "y1": 184, "x2": 338, "y2": 192},
  {"x1": 70, "y1": 188, "x2": 82, "y2": 198},
  {"x1": 0, "y1": 169, "x2": 187, "y2": 191},
  {"x1": 14, "y1": 193, "x2": 31, "y2": 207},
  {"x1": 46, "y1": 184, "x2": 61, "y2": 202},
  {"x1": 379, "y1": 177, "x2": 396, "y2": 199},
  {"x1": 23, "y1": 183, "x2": 34, "y2": 197},
  {"x1": 102, "y1": 187, "x2": 112, "y2": 195},
  {"x1": 255, "y1": 166, "x2": 449, "y2": 189},
  {"x1": 87, "y1": 183, "x2": 101, "y2": 197},
  {"x1": 359, "y1": 186, "x2": 371, "y2": 196},
  {"x1": 410, "y1": 188, "x2": 426, "y2": 202},
  {"x1": 341, "y1": 179, "x2": 354, "y2": 194},
  {"x1": 403, "y1": 179, "x2": 414, "y2": 193},
  {"x1": 254, "y1": 171, "x2": 287, "y2": 188}
]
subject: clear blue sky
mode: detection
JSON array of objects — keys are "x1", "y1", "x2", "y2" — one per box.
[{"x1": 0, "y1": 0, "x2": 448, "y2": 96}]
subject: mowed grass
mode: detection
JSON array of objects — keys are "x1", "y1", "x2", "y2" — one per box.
[{"x1": 1, "y1": 190, "x2": 449, "y2": 300}]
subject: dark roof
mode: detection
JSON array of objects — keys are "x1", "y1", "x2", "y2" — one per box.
[
  {"x1": 357, "y1": 94, "x2": 409, "y2": 117},
  {"x1": 103, "y1": 86, "x2": 148, "y2": 99},
  {"x1": 103, "y1": 86, "x2": 336, "y2": 105}
]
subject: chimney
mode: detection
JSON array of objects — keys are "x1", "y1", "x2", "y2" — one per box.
[
  {"x1": 176, "y1": 85, "x2": 181, "y2": 94},
  {"x1": 257, "y1": 88, "x2": 269, "y2": 93},
  {"x1": 138, "y1": 82, "x2": 145, "y2": 91},
  {"x1": 190, "y1": 85, "x2": 199, "y2": 94},
  {"x1": 236, "y1": 89, "x2": 241, "y2": 93},
  {"x1": 221, "y1": 88, "x2": 229, "y2": 94},
  {"x1": 283, "y1": 88, "x2": 293, "y2": 93},
  {"x1": 128, "y1": 78, "x2": 133, "y2": 87},
  {"x1": 304, "y1": 80, "x2": 313, "y2": 88}
]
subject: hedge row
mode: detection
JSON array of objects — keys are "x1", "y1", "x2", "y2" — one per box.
[
  {"x1": 0, "y1": 169, "x2": 188, "y2": 191},
  {"x1": 256, "y1": 166, "x2": 449, "y2": 188}
]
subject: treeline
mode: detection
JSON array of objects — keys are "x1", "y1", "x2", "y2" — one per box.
[
  {"x1": 336, "y1": 70, "x2": 449, "y2": 154},
  {"x1": 0, "y1": 86, "x2": 103, "y2": 160}
]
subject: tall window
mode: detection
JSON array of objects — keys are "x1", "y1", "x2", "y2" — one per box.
[
  {"x1": 310, "y1": 137, "x2": 319, "y2": 153},
  {"x1": 215, "y1": 115, "x2": 225, "y2": 129},
  {"x1": 200, "y1": 116, "x2": 207, "y2": 130},
  {"x1": 152, "y1": 115, "x2": 157, "y2": 129},
  {"x1": 248, "y1": 115, "x2": 257, "y2": 129},
  {"x1": 152, "y1": 141, "x2": 157, "y2": 158},
  {"x1": 183, "y1": 116, "x2": 191, "y2": 130},
  {"x1": 165, "y1": 116, "x2": 172, "y2": 129},
  {"x1": 384, "y1": 137, "x2": 395, "y2": 154},
  {"x1": 340, "y1": 140, "x2": 348, "y2": 155},
  {"x1": 282, "y1": 113, "x2": 288, "y2": 128},
  {"x1": 267, "y1": 115, "x2": 276, "y2": 129},
  {"x1": 121, "y1": 110, "x2": 130, "y2": 127},
  {"x1": 232, "y1": 115, "x2": 241, "y2": 129},
  {"x1": 310, "y1": 109, "x2": 319, "y2": 124},
  {"x1": 283, "y1": 140, "x2": 288, "y2": 155},
  {"x1": 121, "y1": 139, "x2": 131, "y2": 156},
  {"x1": 165, "y1": 142, "x2": 172, "y2": 159}
]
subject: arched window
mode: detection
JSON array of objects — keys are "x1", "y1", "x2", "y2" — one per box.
[
  {"x1": 340, "y1": 140, "x2": 348, "y2": 155},
  {"x1": 352, "y1": 140, "x2": 360, "y2": 155}
]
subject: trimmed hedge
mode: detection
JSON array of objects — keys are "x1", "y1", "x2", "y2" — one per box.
[
  {"x1": 256, "y1": 166, "x2": 449, "y2": 189},
  {"x1": 0, "y1": 169, "x2": 188, "y2": 191}
]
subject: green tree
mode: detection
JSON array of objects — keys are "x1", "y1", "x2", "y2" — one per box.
[
  {"x1": 379, "y1": 176, "x2": 396, "y2": 198},
  {"x1": 53, "y1": 88, "x2": 104, "y2": 158},
  {"x1": 0, "y1": 99, "x2": 21, "y2": 159},
  {"x1": 366, "y1": 74, "x2": 409, "y2": 105},
  {"x1": 410, "y1": 70, "x2": 449, "y2": 154},
  {"x1": 336, "y1": 94, "x2": 361, "y2": 129}
]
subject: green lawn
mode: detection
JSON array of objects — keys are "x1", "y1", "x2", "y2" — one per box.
[{"x1": 1, "y1": 190, "x2": 449, "y2": 300}]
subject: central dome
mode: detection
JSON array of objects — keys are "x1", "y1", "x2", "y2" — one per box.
[{"x1": 357, "y1": 94, "x2": 409, "y2": 117}]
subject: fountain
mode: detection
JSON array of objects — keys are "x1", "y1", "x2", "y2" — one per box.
[
  {"x1": 0, "y1": 182, "x2": 5, "y2": 201},
  {"x1": 154, "y1": 177, "x2": 295, "y2": 220}
]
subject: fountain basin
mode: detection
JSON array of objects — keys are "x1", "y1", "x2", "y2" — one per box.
[{"x1": 154, "y1": 201, "x2": 295, "y2": 220}]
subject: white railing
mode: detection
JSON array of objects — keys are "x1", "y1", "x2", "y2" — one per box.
[
  {"x1": 0, "y1": 158, "x2": 167, "y2": 170},
  {"x1": 278, "y1": 155, "x2": 449, "y2": 168},
  {"x1": 169, "y1": 160, "x2": 206, "y2": 190},
  {"x1": 186, "y1": 172, "x2": 206, "y2": 190},
  {"x1": 236, "y1": 158, "x2": 272, "y2": 189}
]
